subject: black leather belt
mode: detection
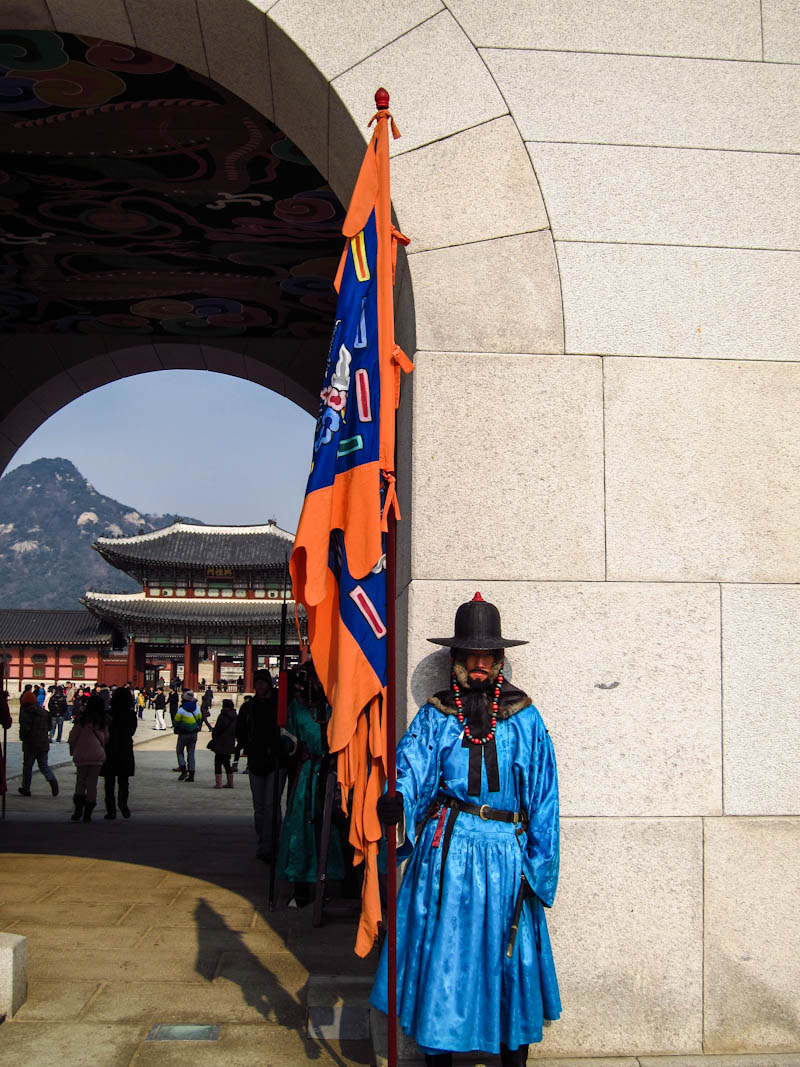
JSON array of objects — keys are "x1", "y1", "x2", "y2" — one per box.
[{"x1": 435, "y1": 793, "x2": 525, "y2": 824}]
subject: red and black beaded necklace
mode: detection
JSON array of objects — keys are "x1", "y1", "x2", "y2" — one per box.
[{"x1": 451, "y1": 664, "x2": 504, "y2": 745}]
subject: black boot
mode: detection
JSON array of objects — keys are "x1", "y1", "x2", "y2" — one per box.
[
  {"x1": 424, "y1": 1055, "x2": 452, "y2": 1067},
  {"x1": 104, "y1": 777, "x2": 116, "y2": 819},
  {"x1": 82, "y1": 801, "x2": 96, "y2": 822},
  {"x1": 500, "y1": 1043, "x2": 529, "y2": 1067},
  {"x1": 71, "y1": 794, "x2": 85, "y2": 821},
  {"x1": 186, "y1": 770, "x2": 195, "y2": 782},
  {"x1": 177, "y1": 769, "x2": 188, "y2": 781}
]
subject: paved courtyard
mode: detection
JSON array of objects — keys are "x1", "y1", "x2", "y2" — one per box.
[{"x1": 0, "y1": 721, "x2": 375, "y2": 1066}]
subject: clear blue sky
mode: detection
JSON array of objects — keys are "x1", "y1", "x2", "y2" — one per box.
[{"x1": 6, "y1": 370, "x2": 317, "y2": 530}]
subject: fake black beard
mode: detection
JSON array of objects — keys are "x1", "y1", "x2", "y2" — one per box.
[{"x1": 465, "y1": 672, "x2": 492, "y2": 691}]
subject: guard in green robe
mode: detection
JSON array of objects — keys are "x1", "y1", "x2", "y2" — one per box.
[{"x1": 277, "y1": 664, "x2": 344, "y2": 904}]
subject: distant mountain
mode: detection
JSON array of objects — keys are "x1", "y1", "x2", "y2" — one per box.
[{"x1": 0, "y1": 458, "x2": 202, "y2": 608}]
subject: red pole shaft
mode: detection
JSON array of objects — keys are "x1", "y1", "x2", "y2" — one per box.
[{"x1": 385, "y1": 506, "x2": 398, "y2": 1067}]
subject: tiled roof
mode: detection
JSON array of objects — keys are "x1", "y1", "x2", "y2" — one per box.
[
  {"x1": 0, "y1": 609, "x2": 113, "y2": 645},
  {"x1": 82, "y1": 592, "x2": 306, "y2": 632},
  {"x1": 93, "y1": 522, "x2": 295, "y2": 570}
]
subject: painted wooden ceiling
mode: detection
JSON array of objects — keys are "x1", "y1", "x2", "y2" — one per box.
[{"x1": 0, "y1": 31, "x2": 343, "y2": 339}]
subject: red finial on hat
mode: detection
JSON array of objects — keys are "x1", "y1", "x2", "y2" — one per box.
[
  {"x1": 472, "y1": 592, "x2": 484, "y2": 601},
  {"x1": 375, "y1": 87, "x2": 390, "y2": 110}
]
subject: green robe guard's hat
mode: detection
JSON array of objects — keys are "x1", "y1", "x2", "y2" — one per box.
[{"x1": 427, "y1": 592, "x2": 528, "y2": 651}]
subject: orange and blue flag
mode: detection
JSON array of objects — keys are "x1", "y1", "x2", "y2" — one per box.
[{"x1": 290, "y1": 98, "x2": 411, "y2": 955}]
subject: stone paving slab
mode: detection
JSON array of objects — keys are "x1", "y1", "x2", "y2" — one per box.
[
  {"x1": 638, "y1": 1058, "x2": 800, "y2": 1067},
  {"x1": 12, "y1": 978, "x2": 101, "y2": 1021},
  {"x1": 132, "y1": 1025, "x2": 371, "y2": 1067},
  {"x1": 9, "y1": 922, "x2": 144, "y2": 952},
  {"x1": 137, "y1": 925, "x2": 289, "y2": 956},
  {"x1": 0, "y1": 900, "x2": 131, "y2": 926},
  {"x1": 0, "y1": 1021, "x2": 147, "y2": 1066},
  {"x1": 80, "y1": 978, "x2": 307, "y2": 1026}
]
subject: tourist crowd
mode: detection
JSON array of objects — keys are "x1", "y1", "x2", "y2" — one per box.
[{"x1": 3, "y1": 665, "x2": 348, "y2": 909}]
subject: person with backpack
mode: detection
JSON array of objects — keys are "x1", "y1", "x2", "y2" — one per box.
[{"x1": 173, "y1": 690, "x2": 202, "y2": 782}]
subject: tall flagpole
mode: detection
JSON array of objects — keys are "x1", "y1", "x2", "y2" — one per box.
[
  {"x1": 386, "y1": 506, "x2": 398, "y2": 1067},
  {"x1": 373, "y1": 86, "x2": 399, "y2": 1067}
]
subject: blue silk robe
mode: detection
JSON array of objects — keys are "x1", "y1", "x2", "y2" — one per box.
[{"x1": 370, "y1": 699, "x2": 561, "y2": 1054}]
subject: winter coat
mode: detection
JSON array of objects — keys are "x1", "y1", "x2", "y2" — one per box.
[
  {"x1": 68, "y1": 721, "x2": 109, "y2": 766},
  {"x1": 19, "y1": 695, "x2": 50, "y2": 754},
  {"x1": 210, "y1": 706, "x2": 237, "y2": 756},
  {"x1": 0, "y1": 691, "x2": 11, "y2": 732},
  {"x1": 174, "y1": 700, "x2": 202, "y2": 734},
  {"x1": 154, "y1": 691, "x2": 166, "y2": 710},
  {"x1": 101, "y1": 703, "x2": 137, "y2": 778},
  {"x1": 48, "y1": 692, "x2": 68, "y2": 717},
  {"x1": 235, "y1": 696, "x2": 287, "y2": 775}
]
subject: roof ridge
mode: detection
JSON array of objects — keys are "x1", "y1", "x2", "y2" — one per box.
[
  {"x1": 0, "y1": 607, "x2": 96, "y2": 615},
  {"x1": 95, "y1": 521, "x2": 296, "y2": 547},
  {"x1": 84, "y1": 591, "x2": 298, "y2": 603}
]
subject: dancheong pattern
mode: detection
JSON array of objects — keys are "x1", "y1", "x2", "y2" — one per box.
[{"x1": 0, "y1": 31, "x2": 344, "y2": 337}]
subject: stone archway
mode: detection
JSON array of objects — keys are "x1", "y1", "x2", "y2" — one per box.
[{"x1": 0, "y1": 5, "x2": 565, "y2": 585}]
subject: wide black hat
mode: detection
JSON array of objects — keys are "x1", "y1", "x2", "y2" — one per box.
[{"x1": 427, "y1": 592, "x2": 528, "y2": 650}]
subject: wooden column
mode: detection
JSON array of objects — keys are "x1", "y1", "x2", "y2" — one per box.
[
  {"x1": 134, "y1": 644, "x2": 146, "y2": 689},
  {"x1": 18, "y1": 643, "x2": 24, "y2": 683},
  {"x1": 127, "y1": 637, "x2": 136, "y2": 682},
  {"x1": 243, "y1": 638, "x2": 254, "y2": 692},
  {"x1": 189, "y1": 645, "x2": 199, "y2": 690},
  {"x1": 183, "y1": 641, "x2": 191, "y2": 688},
  {"x1": 54, "y1": 644, "x2": 61, "y2": 686}
]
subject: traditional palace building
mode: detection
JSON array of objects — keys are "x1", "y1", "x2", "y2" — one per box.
[
  {"x1": 84, "y1": 521, "x2": 305, "y2": 691},
  {"x1": 0, "y1": 609, "x2": 113, "y2": 691},
  {"x1": 0, "y1": 522, "x2": 306, "y2": 692}
]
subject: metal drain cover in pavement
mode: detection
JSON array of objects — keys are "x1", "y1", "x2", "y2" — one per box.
[{"x1": 146, "y1": 1024, "x2": 221, "y2": 1041}]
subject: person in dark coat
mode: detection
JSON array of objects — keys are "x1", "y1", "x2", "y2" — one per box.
[
  {"x1": 18, "y1": 687, "x2": 59, "y2": 797},
  {"x1": 236, "y1": 669, "x2": 288, "y2": 859},
  {"x1": 167, "y1": 685, "x2": 179, "y2": 727},
  {"x1": 153, "y1": 686, "x2": 167, "y2": 731},
  {"x1": 200, "y1": 686, "x2": 214, "y2": 730},
  {"x1": 48, "y1": 685, "x2": 68, "y2": 742},
  {"x1": 210, "y1": 698, "x2": 237, "y2": 789},
  {"x1": 100, "y1": 686, "x2": 137, "y2": 819}
]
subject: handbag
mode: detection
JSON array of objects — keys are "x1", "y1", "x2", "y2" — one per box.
[{"x1": 206, "y1": 737, "x2": 217, "y2": 752}]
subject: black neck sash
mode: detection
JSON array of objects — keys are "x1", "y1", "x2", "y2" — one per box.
[{"x1": 462, "y1": 736, "x2": 499, "y2": 795}]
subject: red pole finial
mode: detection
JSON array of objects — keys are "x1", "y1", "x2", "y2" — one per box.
[
  {"x1": 472, "y1": 592, "x2": 484, "y2": 601},
  {"x1": 375, "y1": 87, "x2": 390, "y2": 110}
]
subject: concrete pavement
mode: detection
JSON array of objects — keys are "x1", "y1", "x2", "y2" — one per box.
[{"x1": 0, "y1": 728, "x2": 376, "y2": 1066}]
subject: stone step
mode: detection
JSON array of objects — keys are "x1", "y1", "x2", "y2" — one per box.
[
  {"x1": 306, "y1": 975, "x2": 373, "y2": 1040},
  {"x1": 0, "y1": 933, "x2": 27, "y2": 1022}
]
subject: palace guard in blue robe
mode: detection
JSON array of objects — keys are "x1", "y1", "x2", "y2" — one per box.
[{"x1": 371, "y1": 593, "x2": 561, "y2": 1067}]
